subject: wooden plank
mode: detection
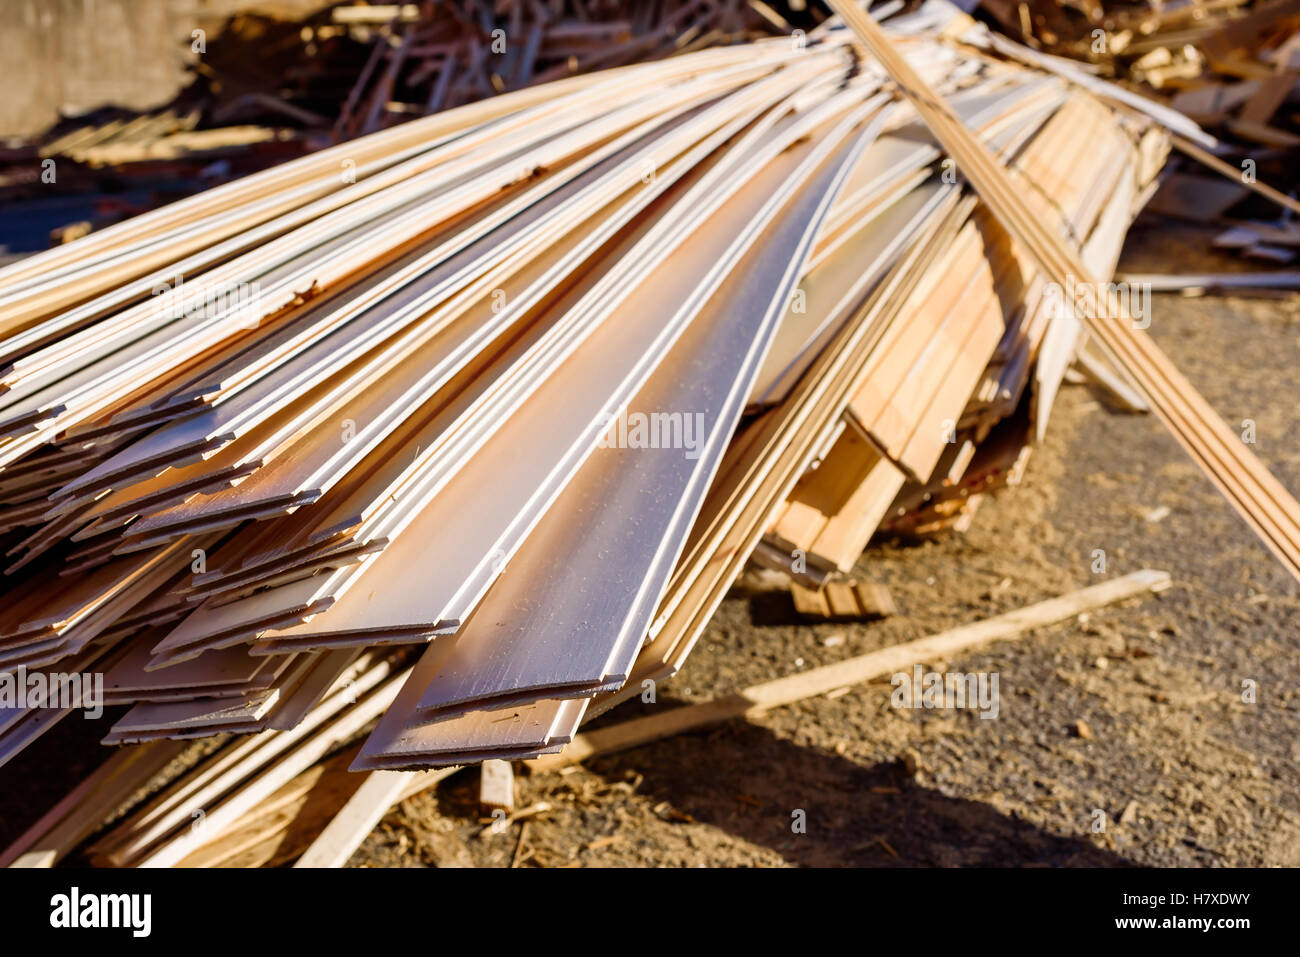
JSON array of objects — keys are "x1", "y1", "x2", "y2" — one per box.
[
  {"x1": 530, "y1": 570, "x2": 1170, "y2": 771},
  {"x1": 478, "y1": 761, "x2": 515, "y2": 815},
  {"x1": 292, "y1": 769, "x2": 446, "y2": 868}
]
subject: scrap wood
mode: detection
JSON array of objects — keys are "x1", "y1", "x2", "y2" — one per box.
[
  {"x1": 829, "y1": 0, "x2": 1300, "y2": 583},
  {"x1": 85, "y1": 658, "x2": 406, "y2": 868},
  {"x1": 292, "y1": 766, "x2": 458, "y2": 868},
  {"x1": 790, "y1": 578, "x2": 898, "y2": 619},
  {"x1": 177, "y1": 749, "x2": 368, "y2": 868},
  {"x1": 179, "y1": 753, "x2": 454, "y2": 868},
  {"x1": 527, "y1": 570, "x2": 1172, "y2": 772},
  {"x1": 0, "y1": 740, "x2": 188, "y2": 868},
  {"x1": 952, "y1": 4, "x2": 1300, "y2": 267},
  {"x1": 477, "y1": 759, "x2": 515, "y2": 814}
]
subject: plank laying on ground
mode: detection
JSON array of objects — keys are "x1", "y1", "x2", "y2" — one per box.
[
  {"x1": 527, "y1": 569, "x2": 1170, "y2": 772},
  {"x1": 292, "y1": 767, "x2": 458, "y2": 869}
]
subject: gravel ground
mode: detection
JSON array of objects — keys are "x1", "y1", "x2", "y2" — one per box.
[{"x1": 355, "y1": 223, "x2": 1300, "y2": 868}]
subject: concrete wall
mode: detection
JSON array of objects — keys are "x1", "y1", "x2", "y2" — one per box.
[{"x1": 0, "y1": 0, "x2": 331, "y2": 139}]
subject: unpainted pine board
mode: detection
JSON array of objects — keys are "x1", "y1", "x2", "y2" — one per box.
[
  {"x1": 808, "y1": 454, "x2": 907, "y2": 570},
  {"x1": 869, "y1": 231, "x2": 1013, "y2": 456},
  {"x1": 895, "y1": 289, "x2": 1008, "y2": 480},
  {"x1": 823, "y1": 581, "x2": 861, "y2": 617},
  {"x1": 262, "y1": 96, "x2": 860, "y2": 650},
  {"x1": 533, "y1": 570, "x2": 1170, "y2": 771},
  {"x1": 406, "y1": 112, "x2": 878, "y2": 719},
  {"x1": 845, "y1": 223, "x2": 985, "y2": 431}
]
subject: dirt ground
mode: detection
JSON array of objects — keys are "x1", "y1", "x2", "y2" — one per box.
[{"x1": 353, "y1": 222, "x2": 1300, "y2": 868}]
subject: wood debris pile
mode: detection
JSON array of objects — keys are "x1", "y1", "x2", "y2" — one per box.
[
  {"x1": 2, "y1": 2, "x2": 818, "y2": 253},
  {"x1": 2, "y1": 1, "x2": 1298, "y2": 868},
  {"x1": 972, "y1": 0, "x2": 1300, "y2": 264},
  {"x1": 323, "y1": 0, "x2": 824, "y2": 137},
  {"x1": 978, "y1": 0, "x2": 1299, "y2": 106}
]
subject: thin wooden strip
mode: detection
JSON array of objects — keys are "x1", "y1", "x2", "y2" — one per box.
[
  {"x1": 292, "y1": 767, "x2": 456, "y2": 868},
  {"x1": 830, "y1": 0, "x2": 1300, "y2": 581},
  {"x1": 531, "y1": 570, "x2": 1170, "y2": 771}
]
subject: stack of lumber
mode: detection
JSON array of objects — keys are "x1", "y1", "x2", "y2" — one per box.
[
  {"x1": 970, "y1": 0, "x2": 1300, "y2": 264},
  {"x1": 4, "y1": 0, "x2": 1300, "y2": 866}
]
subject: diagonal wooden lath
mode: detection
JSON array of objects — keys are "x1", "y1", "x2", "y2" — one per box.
[{"x1": 826, "y1": 0, "x2": 1300, "y2": 582}]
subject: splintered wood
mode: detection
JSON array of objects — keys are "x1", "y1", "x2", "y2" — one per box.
[{"x1": 2, "y1": 2, "x2": 1284, "y2": 869}]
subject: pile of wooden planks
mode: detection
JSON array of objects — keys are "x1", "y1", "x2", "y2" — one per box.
[
  {"x1": 976, "y1": 0, "x2": 1300, "y2": 110},
  {"x1": 970, "y1": 0, "x2": 1300, "y2": 264},
  {"x1": 3, "y1": 1, "x2": 1298, "y2": 866}
]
